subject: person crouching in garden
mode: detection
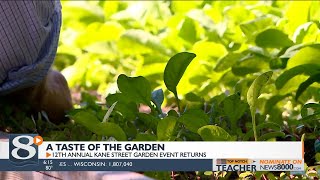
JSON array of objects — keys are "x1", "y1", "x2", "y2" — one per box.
[{"x1": 0, "y1": 0, "x2": 72, "y2": 124}]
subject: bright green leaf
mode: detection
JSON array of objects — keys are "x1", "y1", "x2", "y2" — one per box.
[
  {"x1": 117, "y1": 29, "x2": 171, "y2": 55},
  {"x1": 287, "y1": 45, "x2": 320, "y2": 68},
  {"x1": 240, "y1": 17, "x2": 274, "y2": 39},
  {"x1": 178, "y1": 17, "x2": 197, "y2": 43}
]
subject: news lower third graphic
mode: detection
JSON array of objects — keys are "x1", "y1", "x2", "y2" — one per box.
[{"x1": 0, "y1": 134, "x2": 305, "y2": 171}]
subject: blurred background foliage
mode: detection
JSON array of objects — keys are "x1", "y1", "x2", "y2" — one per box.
[{"x1": 55, "y1": 1, "x2": 320, "y2": 120}]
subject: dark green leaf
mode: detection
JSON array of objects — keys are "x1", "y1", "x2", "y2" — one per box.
[
  {"x1": 185, "y1": 92, "x2": 202, "y2": 102},
  {"x1": 137, "y1": 113, "x2": 159, "y2": 130},
  {"x1": 232, "y1": 55, "x2": 269, "y2": 76},
  {"x1": 106, "y1": 93, "x2": 138, "y2": 119},
  {"x1": 275, "y1": 64, "x2": 320, "y2": 90},
  {"x1": 71, "y1": 111, "x2": 127, "y2": 141},
  {"x1": 164, "y1": 52, "x2": 196, "y2": 96},
  {"x1": 179, "y1": 109, "x2": 209, "y2": 133},
  {"x1": 134, "y1": 134, "x2": 157, "y2": 141},
  {"x1": 223, "y1": 94, "x2": 248, "y2": 131},
  {"x1": 243, "y1": 122, "x2": 281, "y2": 141},
  {"x1": 255, "y1": 29, "x2": 293, "y2": 48},
  {"x1": 301, "y1": 103, "x2": 320, "y2": 118},
  {"x1": 258, "y1": 132, "x2": 285, "y2": 141},
  {"x1": 295, "y1": 73, "x2": 320, "y2": 100},
  {"x1": 117, "y1": 74, "x2": 152, "y2": 106},
  {"x1": 167, "y1": 110, "x2": 179, "y2": 117},
  {"x1": 264, "y1": 95, "x2": 288, "y2": 114}
]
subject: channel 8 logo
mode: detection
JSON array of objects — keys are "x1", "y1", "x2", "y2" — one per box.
[{"x1": 9, "y1": 134, "x2": 38, "y2": 166}]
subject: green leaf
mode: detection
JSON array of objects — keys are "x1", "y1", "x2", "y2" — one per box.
[
  {"x1": 247, "y1": 71, "x2": 273, "y2": 109},
  {"x1": 179, "y1": 109, "x2": 209, "y2": 133},
  {"x1": 214, "y1": 53, "x2": 243, "y2": 72},
  {"x1": 76, "y1": 22, "x2": 124, "y2": 48},
  {"x1": 137, "y1": 113, "x2": 159, "y2": 130},
  {"x1": 178, "y1": 17, "x2": 197, "y2": 43},
  {"x1": 255, "y1": 29, "x2": 293, "y2": 48},
  {"x1": 243, "y1": 122, "x2": 281, "y2": 141},
  {"x1": 287, "y1": 45, "x2": 320, "y2": 68},
  {"x1": 295, "y1": 73, "x2": 320, "y2": 100},
  {"x1": 223, "y1": 94, "x2": 248, "y2": 131},
  {"x1": 106, "y1": 93, "x2": 138, "y2": 120},
  {"x1": 275, "y1": 64, "x2": 320, "y2": 90},
  {"x1": 71, "y1": 111, "x2": 127, "y2": 141},
  {"x1": 117, "y1": 74, "x2": 152, "y2": 106},
  {"x1": 117, "y1": 29, "x2": 171, "y2": 55},
  {"x1": 315, "y1": 153, "x2": 320, "y2": 162},
  {"x1": 198, "y1": 125, "x2": 234, "y2": 141},
  {"x1": 279, "y1": 43, "x2": 310, "y2": 59},
  {"x1": 232, "y1": 55, "x2": 269, "y2": 76},
  {"x1": 293, "y1": 22, "x2": 315, "y2": 43},
  {"x1": 240, "y1": 17, "x2": 273, "y2": 38},
  {"x1": 264, "y1": 95, "x2": 288, "y2": 114},
  {"x1": 301, "y1": 103, "x2": 320, "y2": 118},
  {"x1": 185, "y1": 92, "x2": 202, "y2": 102},
  {"x1": 157, "y1": 117, "x2": 177, "y2": 141},
  {"x1": 258, "y1": 132, "x2": 285, "y2": 141},
  {"x1": 164, "y1": 52, "x2": 196, "y2": 95},
  {"x1": 247, "y1": 71, "x2": 273, "y2": 141},
  {"x1": 164, "y1": 52, "x2": 196, "y2": 109},
  {"x1": 134, "y1": 134, "x2": 157, "y2": 141},
  {"x1": 187, "y1": 9, "x2": 215, "y2": 29}
]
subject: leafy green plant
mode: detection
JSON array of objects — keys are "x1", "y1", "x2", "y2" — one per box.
[
  {"x1": 247, "y1": 71, "x2": 273, "y2": 141},
  {"x1": 2, "y1": 1, "x2": 320, "y2": 179}
]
